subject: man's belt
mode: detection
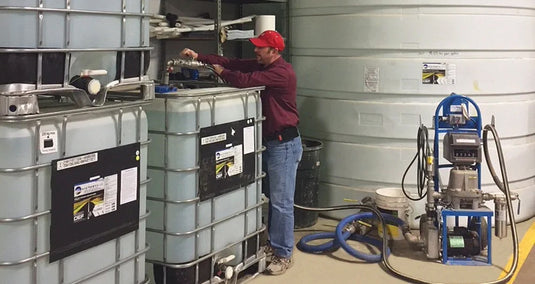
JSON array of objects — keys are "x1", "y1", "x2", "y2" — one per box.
[{"x1": 264, "y1": 126, "x2": 299, "y2": 142}]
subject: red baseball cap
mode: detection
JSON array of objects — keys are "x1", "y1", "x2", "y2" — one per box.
[{"x1": 249, "y1": 30, "x2": 285, "y2": 51}]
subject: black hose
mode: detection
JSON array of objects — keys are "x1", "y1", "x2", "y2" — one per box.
[
  {"x1": 481, "y1": 123, "x2": 519, "y2": 283},
  {"x1": 204, "y1": 64, "x2": 228, "y2": 84},
  {"x1": 401, "y1": 125, "x2": 430, "y2": 201},
  {"x1": 483, "y1": 126, "x2": 506, "y2": 191}
]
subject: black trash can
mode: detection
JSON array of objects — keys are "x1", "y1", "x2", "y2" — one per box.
[{"x1": 294, "y1": 138, "x2": 323, "y2": 229}]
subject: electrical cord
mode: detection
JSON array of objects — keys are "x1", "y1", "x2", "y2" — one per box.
[
  {"x1": 401, "y1": 125, "x2": 431, "y2": 201},
  {"x1": 461, "y1": 104, "x2": 478, "y2": 126}
]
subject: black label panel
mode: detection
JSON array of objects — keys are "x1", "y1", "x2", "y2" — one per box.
[
  {"x1": 50, "y1": 143, "x2": 140, "y2": 262},
  {"x1": 199, "y1": 118, "x2": 255, "y2": 201}
]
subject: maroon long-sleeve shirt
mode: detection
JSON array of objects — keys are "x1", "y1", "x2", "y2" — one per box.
[{"x1": 197, "y1": 54, "x2": 299, "y2": 138}]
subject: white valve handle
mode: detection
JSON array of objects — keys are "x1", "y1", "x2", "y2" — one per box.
[
  {"x1": 224, "y1": 267, "x2": 233, "y2": 280},
  {"x1": 217, "y1": 254, "x2": 235, "y2": 264},
  {"x1": 81, "y1": 69, "x2": 108, "y2": 76}
]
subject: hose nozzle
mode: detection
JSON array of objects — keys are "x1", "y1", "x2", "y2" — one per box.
[{"x1": 166, "y1": 58, "x2": 211, "y2": 71}]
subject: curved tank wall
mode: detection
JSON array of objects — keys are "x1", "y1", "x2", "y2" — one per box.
[{"x1": 290, "y1": 0, "x2": 535, "y2": 224}]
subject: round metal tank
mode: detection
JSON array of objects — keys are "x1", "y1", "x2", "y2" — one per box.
[
  {"x1": 145, "y1": 87, "x2": 265, "y2": 283},
  {"x1": 0, "y1": 102, "x2": 150, "y2": 284},
  {"x1": 290, "y1": 0, "x2": 534, "y2": 224}
]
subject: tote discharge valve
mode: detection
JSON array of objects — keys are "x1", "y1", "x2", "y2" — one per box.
[{"x1": 295, "y1": 93, "x2": 520, "y2": 284}]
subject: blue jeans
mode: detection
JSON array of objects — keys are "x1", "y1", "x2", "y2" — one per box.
[{"x1": 262, "y1": 136, "x2": 302, "y2": 258}]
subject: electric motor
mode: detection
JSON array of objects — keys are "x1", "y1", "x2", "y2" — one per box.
[{"x1": 446, "y1": 227, "x2": 481, "y2": 257}]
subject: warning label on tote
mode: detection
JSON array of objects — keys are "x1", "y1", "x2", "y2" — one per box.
[
  {"x1": 57, "y1": 153, "x2": 98, "y2": 171},
  {"x1": 73, "y1": 176, "x2": 117, "y2": 223},
  {"x1": 201, "y1": 133, "x2": 227, "y2": 145},
  {"x1": 215, "y1": 146, "x2": 243, "y2": 180},
  {"x1": 422, "y1": 62, "x2": 456, "y2": 85}
]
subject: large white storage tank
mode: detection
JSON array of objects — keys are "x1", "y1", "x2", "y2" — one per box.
[
  {"x1": 290, "y1": 0, "x2": 535, "y2": 222},
  {"x1": 0, "y1": 0, "x2": 152, "y2": 283}
]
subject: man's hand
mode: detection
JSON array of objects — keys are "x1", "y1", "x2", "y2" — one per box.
[
  {"x1": 213, "y1": 64, "x2": 224, "y2": 75},
  {"x1": 180, "y1": 48, "x2": 198, "y2": 60}
]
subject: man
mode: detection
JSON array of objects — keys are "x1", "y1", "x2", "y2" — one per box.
[{"x1": 180, "y1": 30, "x2": 302, "y2": 275}]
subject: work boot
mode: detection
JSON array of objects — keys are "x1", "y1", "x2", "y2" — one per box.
[
  {"x1": 263, "y1": 244, "x2": 274, "y2": 261},
  {"x1": 265, "y1": 255, "x2": 293, "y2": 275}
]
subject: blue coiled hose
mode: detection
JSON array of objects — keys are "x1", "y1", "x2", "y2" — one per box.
[
  {"x1": 297, "y1": 212, "x2": 405, "y2": 262},
  {"x1": 297, "y1": 231, "x2": 344, "y2": 253}
]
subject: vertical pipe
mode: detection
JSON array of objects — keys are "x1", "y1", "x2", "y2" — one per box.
[
  {"x1": 137, "y1": 106, "x2": 142, "y2": 143},
  {"x1": 243, "y1": 93, "x2": 249, "y2": 238},
  {"x1": 121, "y1": 0, "x2": 127, "y2": 47},
  {"x1": 59, "y1": 115, "x2": 68, "y2": 283},
  {"x1": 64, "y1": 53, "x2": 71, "y2": 86},
  {"x1": 194, "y1": 98, "x2": 201, "y2": 284},
  {"x1": 38, "y1": 0, "x2": 44, "y2": 47},
  {"x1": 120, "y1": 0, "x2": 127, "y2": 83},
  {"x1": 442, "y1": 213, "x2": 448, "y2": 263},
  {"x1": 216, "y1": 0, "x2": 222, "y2": 56},
  {"x1": 209, "y1": 96, "x2": 216, "y2": 282},
  {"x1": 61, "y1": 116, "x2": 68, "y2": 164},
  {"x1": 64, "y1": 0, "x2": 71, "y2": 101},
  {"x1": 246, "y1": 93, "x2": 250, "y2": 237},
  {"x1": 255, "y1": 91, "x2": 263, "y2": 231},
  {"x1": 210, "y1": 96, "x2": 216, "y2": 126},
  {"x1": 162, "y1": 98, "x2": 169, "y2": 284},
  {"x1": 139, "y1": 0, "x2": 146, "y2": 81},
  {"x1": 135, "y1": 106, "x2": 142, "y2": 284},
  {"x1": 115, "y1": 238, "x2": 121, "y2": 284},
  {"x1": 32, "y1": 120, "x2": 42, "y2": 284},
  {"x1": 487, "y1": 215, "x2": 492, "y2": 264},
  {"x1": 163, "y1": 98, "x2": 169, "y2": 264},
  {"x1": 141, "y1": 0, "x2": 146, "y2": 47},
  {"x1": 118, "y1": 108, "x2": 124, "y2": 146},
  {"x1": 120, "y1": 51, "x2": 126, "y2": 82},
  {"x1": 116, "y1": 106, "x2": 124, "y2": 283},
  {"x1": 65, "y1": 0, "x2": 71, "y2": 47},
  {"x1": 140, "y1": 52, "x2": 145, "y2": 81},
  {"x1": 37, "y1": 53, "x2": 43, "y2": 89}
]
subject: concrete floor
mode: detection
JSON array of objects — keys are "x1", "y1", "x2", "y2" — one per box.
[{"x1": 248, "y1": 216, "x2": 535, "y2": 284}]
